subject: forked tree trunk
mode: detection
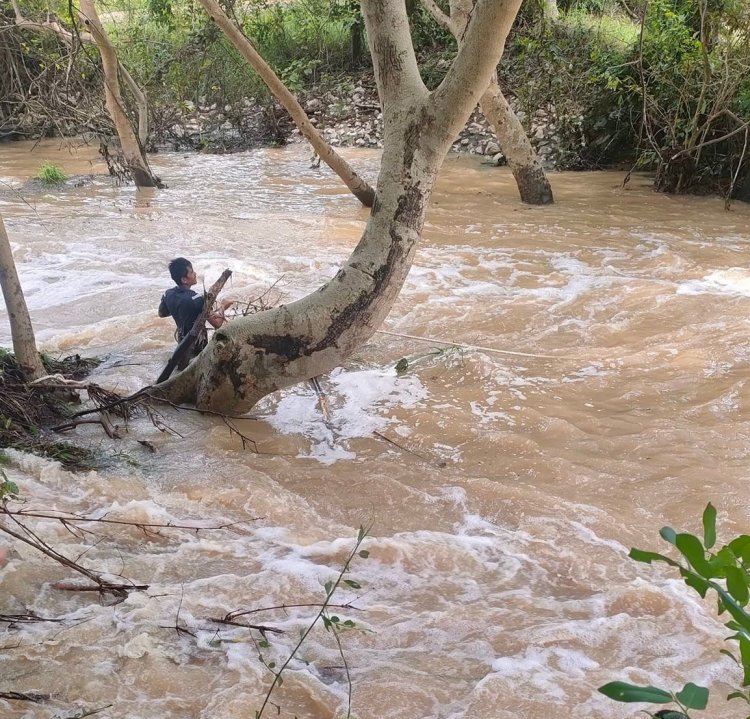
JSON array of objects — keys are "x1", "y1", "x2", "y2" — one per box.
[
  {"x1": 79, "y1": 0, "x2": 157, "y2": 188},
  {"x1": 0, "y1": 212, "x2": 45, "y2": 381},
  {"x1": 421, "y1": 0, "x2": 553, "y2": 205},
  {"x1": 10, "y1": 0, "x2": 149, "y2": 147},
  {"x1": 196, "y1": 0, "x2": 375, "y2": 208},
  {"x1": 152, "y1": 0, "x2": 522, "y2": 413}
]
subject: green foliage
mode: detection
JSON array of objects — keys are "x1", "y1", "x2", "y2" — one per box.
[
  {"x1": 34, "y1": 162, "x2": 67, "y2": 184},
  {"x1": 503, "y1": 12, "x2": 638, "y2": 169},
  {"x1": 254, "y1": 525, "x2": 370, "y2": 719},
  {"x1": 0, "y1": 469, "x2": 19, "y2": 503},
  {"x1": 599, "y1": 503, "x2": 750, "y2": 716}
]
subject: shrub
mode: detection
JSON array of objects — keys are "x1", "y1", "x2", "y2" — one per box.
[
  {"x1": 599, "y1": 504, "x2": 750, "y2": 717},
  {"x1": 34, "y1": 162, "x2": 67, "y2": 184}
]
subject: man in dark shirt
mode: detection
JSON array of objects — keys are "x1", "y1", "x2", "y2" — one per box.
[{"x1": 158, "y1": 257, "x2": 233, "y2": 354}]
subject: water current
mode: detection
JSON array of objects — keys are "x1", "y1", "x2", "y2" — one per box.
[{"x1": 1, "y1": 139, "x2": 750, "y2": 718}]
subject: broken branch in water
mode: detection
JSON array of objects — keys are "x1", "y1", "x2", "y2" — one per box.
[{"x1": 0, "y1": 691, "x2": 51, "y2": 703}]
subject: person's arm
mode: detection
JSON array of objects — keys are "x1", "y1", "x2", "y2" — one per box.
[
  {"x1": 206, "y1": 299, "x2": 234, "y2": 329},
  {"x1": 157, "y1": 294, "x2": 170, "y2": 317}
]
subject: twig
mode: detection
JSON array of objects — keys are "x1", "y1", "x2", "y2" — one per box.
[
  {"x1": 0, "y1": 691, "x2": 50, "y2": 703},
  {"x1": 7, "y1": 508, "x2": 247, "y2": 532},
  {"x1": 375, "y1": 329, "x2": 564, "y2": 359},
  {"x1": 255, "y1": 527, "x2": 369, "y2": 719},
  {"x1": 223, "y1": 601, "x2": 360, "y2": 622}
]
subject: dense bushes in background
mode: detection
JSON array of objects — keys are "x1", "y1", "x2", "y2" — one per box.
[{"x1": 4, "y1": 0, "x2": 749, "y2": 199}]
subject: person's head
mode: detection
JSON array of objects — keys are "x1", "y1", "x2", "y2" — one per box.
[{"x1": 168, "y1": 257, "x2": 197, "y2": 287}]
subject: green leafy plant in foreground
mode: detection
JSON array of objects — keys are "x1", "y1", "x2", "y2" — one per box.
[
  {"x1": 599, "y1": 503, "x2": 750, "y2": 717},
  {"x1": 34, "y1": 162, "x2": 67, "y2": 184},
  {"x1": 255, "y1": 525, "x2": 370, "y2": 719},
  {"x1": 0, "y1": 469, "x2": 19, "y2": 503}
]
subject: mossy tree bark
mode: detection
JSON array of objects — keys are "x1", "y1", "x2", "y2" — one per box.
[
  {"x1": 0, "y1": 212, "x2": 45, "y2": 382},
  {"x1": 197, "y1": 0, "x2": 376, "y2": 208},
  {"x1": 152, "y1": 0, "x2": 522, "y2": 413},
  {"x1": 78, "y1": 0, "x2": 158, "y2": 188},
  {"x1": 421, "y1": 0, "x2": 554, "y2": 205}
]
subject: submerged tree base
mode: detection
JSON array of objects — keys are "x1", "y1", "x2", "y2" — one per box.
[{"x1": 0, "y1": 349, "x2": 102, "y2": 471}]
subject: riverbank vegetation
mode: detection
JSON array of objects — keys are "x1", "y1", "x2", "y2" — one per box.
[
  {"x1": 0, "y1": 348, "x2": 102, "y2": 470},
  {"x1": 2, "y1": 0, "x2": 749, "y2": 200}
]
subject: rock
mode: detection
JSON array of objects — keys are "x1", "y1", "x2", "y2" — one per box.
[{"x1": 484, "y1": 141, "x2": 501, "y2": 155}]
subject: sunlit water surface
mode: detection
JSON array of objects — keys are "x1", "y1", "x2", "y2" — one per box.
[{"x1": 1, "y1": 140, "x2": 750, "y2": 718}]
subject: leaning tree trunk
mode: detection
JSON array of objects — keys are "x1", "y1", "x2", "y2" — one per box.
[
  {"x1": 196, "y1": 0, "x2": 375, "y2": 208},
  {"x1": 0, "y1": 212, "x2": 45, "y2": 381},
  {"x1": 151, "y1": 0, "x2": 522, "y2": 413},
  {"x1": 421, "y1": 0, "x2": 553, "y2": 205},
  {"x1": 10, "y1": 0, "x2": 149, "y2": 147},
  {"x1": 79, "y1": 0, "x2": 157, "y2": 188},
  {"x1": 480, "y1": 74, "x2": 553, "y2": 205}
]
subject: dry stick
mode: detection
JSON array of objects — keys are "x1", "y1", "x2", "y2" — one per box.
[
  {"x1": 223, "y1": 601, "x2": 360, "y2": 622},
  {"x1": 0, "y1": 514, "x2": 147, "y2": 597},
  {"x1": 0, "y1": 692, "x2": 50, "y2": 703},
  {"x1": 8, "y1": 509, "x2": 246, "y2": 532},
  {"x1": 156, "y1": 269, "x2": 232, "y2": 383}
]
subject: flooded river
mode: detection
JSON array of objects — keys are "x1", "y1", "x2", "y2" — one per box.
[{"x1": 1, "y1": 139, "x2": 750, "y2": 718}]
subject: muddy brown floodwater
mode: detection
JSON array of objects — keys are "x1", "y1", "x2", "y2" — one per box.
[{"x1": 1, "y1": 139, "x2": 750, "y2": 718}]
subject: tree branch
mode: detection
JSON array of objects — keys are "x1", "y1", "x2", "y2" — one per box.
[
  {"x1": 420, "y1": 0, "x2": 455, "y2": 32},
  {"x1": 432, "y1": 0, "x2": 522, "y2": 137},
  {"x1": 361, "y1": 0, "x2": 426, "y2": 111}
]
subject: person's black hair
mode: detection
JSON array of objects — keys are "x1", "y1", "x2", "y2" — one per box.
[{"x1": 168, "y1": 257, "x2": 192, "y2": 286}]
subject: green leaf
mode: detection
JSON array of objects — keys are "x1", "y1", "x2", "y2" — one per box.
[
  {"x1": 681, "y1": 569, "x2": 710, "y2": 598},
  {"x1": 357, "y1": 526, "x2": 367, "y2": 542},
  {"x1": 597, "y1": 682, "x2": 672, "y2": 704},
  {"x1": 729, "y1": 536, "x2": 750, "y2": 565},
  {"x1": 343, "y1": 579, "x2": 361, "y2": 589},
  {"x1": 720, "y1": 648, "x2": 739, "y2": 665},
  {"x1": 343, "y1": 619, "x2": 355, "y2": 627},
  {"x1": 629, "y1": 548, "x2": 679, "y2": 567},
  {"x1": 675, "y1": 682, "x2": 708, "y2": 709},
  {"x1": 324, "y1": 581, "x2": 333, "y2": 595},
  {"x1": 660, "y1": 526, "x2": 678, "y2": 545},
  {"x1": 713, "y1": 547, "x2": 739, "y2": 570},
  {"x1": 358, "y1": 550, "x2": 370, "y2": 559},
  {"x1": 726, "y1": 690, "x2": 750, "y2": 705},
  {"x1": 726, "y1": 566, "x2": 750, "y2": 606},
  {"x1": 258, "y1": 640, "x2": 269, "y2": 648},
  {"x1": 740, "y1": 637, "x2": 750, "y2": 686},
  {"x1": 703, "y1": 503, "x2": 717, "y2": 549},
  {"x1": 676, "y1": 533, "x2": 713, "y2": 577}
]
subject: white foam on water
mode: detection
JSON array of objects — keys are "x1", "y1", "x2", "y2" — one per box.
[
  {"x1": 261, "y1": 365, "x2": 428, "y2": 464},
  {"x1": 676, "y1": 268, "x2": 750, "y2": 296}
]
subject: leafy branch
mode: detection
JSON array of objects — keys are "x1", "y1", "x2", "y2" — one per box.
[
  {"x1": 599, "y1": 503, "x2": 750, "y2": 716},
  {"x1": 254, "y1": 525, "x2": 371, "y2": 719}
]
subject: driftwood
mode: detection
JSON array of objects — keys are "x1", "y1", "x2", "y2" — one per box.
[{"x1": 156, "y1": 269, "x2": 232, "y2": 383}]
